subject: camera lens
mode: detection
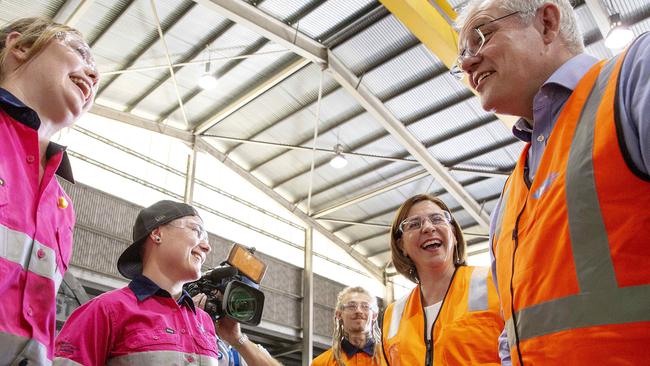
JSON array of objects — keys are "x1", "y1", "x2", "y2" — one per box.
[{"x1": 226, "y1": 286, "x2": 257, "y2": 322}]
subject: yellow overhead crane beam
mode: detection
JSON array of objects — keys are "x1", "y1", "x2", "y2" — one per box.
[{"x1": 379, "y1": 0, "x2": 517, "y2": 128}]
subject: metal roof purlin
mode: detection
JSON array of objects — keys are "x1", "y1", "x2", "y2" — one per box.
[
  {"x1": 380, "y1": 0, "x2": 518, "y2": 129},
  {"x1": 193, "y1": 57, "x2": 310, "y2": 135},
  {"x1": 195, "y1": 138, "x2": 385, "y2": 281},
  {"x1": 328, "y1": 50, "x2": 490, "y2": 228},
  {"x1": 53, "y1": 0, "x2": 95, "y2": 26},
  {"x1": 193, "y1": 0, "x2": 328, "y2": 65}
]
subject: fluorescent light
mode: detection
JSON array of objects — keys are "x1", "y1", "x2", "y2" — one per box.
[
  {"x1": 329, "y1": 143, "x2": 348, "y2": 169},
  {"x1": 329, "y1": 154, "x2": 348, "y2": 169},
  {"x1": 605, "y1": 14, "x2": 634, "y2": 50},
  {"x1": 198, "y1": 73, "x2": 217, "y2": 90}
]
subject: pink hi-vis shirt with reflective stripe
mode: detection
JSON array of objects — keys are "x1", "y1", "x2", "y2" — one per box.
[
  {"x1": 0, "y1": 102, "x2": 76, "y2": 365},
  {"x1": 54, "y1": 286, "x2": 222, "y2": 365}
]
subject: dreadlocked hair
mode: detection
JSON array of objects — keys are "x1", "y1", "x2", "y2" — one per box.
[{"x1": 331, "y1": 286, "x2": 382, "y2": 366}]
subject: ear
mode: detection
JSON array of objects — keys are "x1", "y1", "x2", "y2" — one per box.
[
  {"x1": 335, "y1": 310, "x2": 342, "y2": 322},
  {"x1": 371, "y1": 311, "x2": 378, "y2": 321},
  {"x1": 537, "y1": 3, "x2": 562, "y2": 45},
  {"x1": 5, "y1": 32, "x2": 31, "y2": 62},
  {"x1": 150, "y1": 227, "x2": 162, "y2": 243}
]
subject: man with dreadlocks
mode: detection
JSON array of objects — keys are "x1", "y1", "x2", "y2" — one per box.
[{"x1": 311, "y1": 286, "x2": 386, "y2": 366}]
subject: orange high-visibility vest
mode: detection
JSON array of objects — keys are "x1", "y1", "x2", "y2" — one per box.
[
  {"x1": 382, "y1": 266, "x2": 502, "y2": 366},
  {"x1": 311, "y1": 347, "x2": 386, "y2": 366},
  {"x1": 492, "y1": 49, "x2": 650, "y2": 365}
]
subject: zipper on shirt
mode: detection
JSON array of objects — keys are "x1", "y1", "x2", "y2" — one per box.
[{"x1": 421, "y1": 267, "x2": 458, "y2": 366}]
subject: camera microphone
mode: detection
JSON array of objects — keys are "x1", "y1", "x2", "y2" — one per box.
[{"x1": 204, "y1": 266, "x2": 238, "y2": 283}]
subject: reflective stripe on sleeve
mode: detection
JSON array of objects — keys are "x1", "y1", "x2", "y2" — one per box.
[
  {"x1": 0, "y1": 331, "x2": 50, "y2": 366},
  {"x1": 0, "y1": 224, "x2": 63, "y2": 289},
  {"x1": 106, "y1": 351, "x2": 220, "y2": 366},
  {"x1": 387, "y1": 294, "x2": 409, "y2": 339},
  {"x1": 467, "y1": 267, "x2": 489, "y2": 312}
]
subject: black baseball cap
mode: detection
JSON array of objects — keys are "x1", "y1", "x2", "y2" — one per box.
[{"x1": 117, "y1": 200, "x2": 199, "y2": 279}]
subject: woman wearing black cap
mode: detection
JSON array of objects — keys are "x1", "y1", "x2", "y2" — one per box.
[{"x1": 53, "y1": 200, "x2": 281, "y2": 366}]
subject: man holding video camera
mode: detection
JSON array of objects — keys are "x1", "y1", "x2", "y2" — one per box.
[{"x1": 53, "y1": 200, "x2": 281, "y2": 366}]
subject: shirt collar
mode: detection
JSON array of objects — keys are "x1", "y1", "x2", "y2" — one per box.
[
  {"x1": 512, "y1": 53, "x2": 600, "y2": 142},
  {"x1": 341, "y1": 338, "x2": 374, "y2": 357},
  {"x1": 0, "y1": 88, "x2": 75, "y2": 182},
  {"x1": 128, "y1": 274, "x2": 196, "y2": 313}
]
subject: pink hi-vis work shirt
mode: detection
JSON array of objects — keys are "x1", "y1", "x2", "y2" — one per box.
[
  {"x1": 54, "y1": 275, "x2": 226, "y2": 365},
  {"x1": 0, "y1": 89, "x2": 76, "y2": 365}
]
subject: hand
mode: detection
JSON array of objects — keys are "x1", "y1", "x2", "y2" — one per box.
[
  {"x1": 215, "y1": 316, "x2": 242, "y2": 346},
  {"x1": 192, "y1": 293, "x2": 208, "y2": 310}
]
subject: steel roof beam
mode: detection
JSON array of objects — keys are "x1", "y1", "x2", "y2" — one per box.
[
  {"x1": 193, "y1": 0, "x2": 327, "y2": 65},
  {"x1": 227, "y1": 39, "x2": 422, "y2": 159},
  {"x1": 380, "y1": 0, "x2": 518, "y2": 129},
  {"x1": 331, "y1": 176, "x2": 487, "y2": 233},
  {"x1": 272, "y1": 89, "x2": 474, "y2": 189},
  {"x1": 195, "y1": 139, "x2": 384, "y2": 281},
  {"x1": 124, "y1": 21, "x2": 235, "y2": 113},
  {"x1": 88, "y1": 1, "x2": 134, "y2": 48},
  {"x1": 294, "y1": 114, "x2": 498, "y2": 204},
  {"x1": 53, "y1": 0, "x2": 95, "y2": 26},
  {"x1": 96, "y1": 2, "x2": 196, "y2": 97},
  {"x1": 193, "y1": 56, "x2": 309, "y2": 135}
]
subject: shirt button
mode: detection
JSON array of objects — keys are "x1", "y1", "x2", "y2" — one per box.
[
  {"x1": 186, "y1": 355, "x2": 195, "y2": 363},
  {"x1": 37, "y1": 249, "x2": 46, "y2": 259},
  {"x1": 537, "y1": 135, "x2": 545, "y2": 142},
  {"x1": 153, "y1": 335, "x2": 159, "y2": 340},
  {"x1": 26, "y1": 155, "x2": 35, "y2": 163},
  {"x1": 27, "y1": 306, "x2": 33, "y2": 316},
  {"x1": 181, "y1": 329, "x2": 186, "y2": 334},
  {"x1": 0, "y1": 177, "x2": 4, "y2": 186}
]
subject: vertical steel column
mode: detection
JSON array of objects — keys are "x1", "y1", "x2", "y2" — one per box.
[
  {"x1": 184, "y1": 144, "x2": 197, "y2": 204},
  {"x1": 384, "y1": 272, "x2": 395, "y2": 306},
  {"x1": 302, "y1": 227, "x2": 314, "y2": 364}
]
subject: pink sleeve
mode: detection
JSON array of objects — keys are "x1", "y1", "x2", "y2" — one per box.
[{"x1": 54, "y1": 298, "x2": 114, "y2": 365}]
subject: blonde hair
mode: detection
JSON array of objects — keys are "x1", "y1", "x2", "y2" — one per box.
[
  {"x1": 331, "y1": 286, "x2": 382, "y2": 366},
  {"x1": 389, "y1": 194, "x2": 467, "y2": 283},
  {"x1": 0, "y1": 17, "x2": 84, "y2": 81}
]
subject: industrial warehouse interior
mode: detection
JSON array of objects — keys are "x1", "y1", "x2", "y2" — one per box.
[{"x1": 1, "y1": 0, "x2": 648, "y2": 365}]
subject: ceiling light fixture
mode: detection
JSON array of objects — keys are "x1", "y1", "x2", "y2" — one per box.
[
  {"x1": 329, "y1": 144, "x2": 348, "y2": 169},
  {"x1": 198, "y1": 45, "x2": 217, "y2": 90},
  {"x1": 604, "y1": 13, "x2": 634, "y2": 50}
]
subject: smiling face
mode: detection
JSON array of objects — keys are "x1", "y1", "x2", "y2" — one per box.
[
  {"x1": 156, "y1": 215, "x2": 211, "y2": 282},
  {"x1": 336, "y1": 291, "x2": 376, "y2": 335},
  {"x1": 400, "y1": 200, "x2": 457, "y2": 275},
  {"x1": 1, "y1": 27, "x2": 99, "y2": 130},
  {"x1": 458, "y1": 5, "x2": 550, "y2": 119}
]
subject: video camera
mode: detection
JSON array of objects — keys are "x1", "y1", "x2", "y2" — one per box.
[{"x1": 185, "y1": 244, "x2": 267, "y2": 326}]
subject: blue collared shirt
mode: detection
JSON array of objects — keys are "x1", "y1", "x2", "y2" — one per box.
[
  {"x1": 341, "y1": 338, "x2": 374, "y2": 357},
  {"x1": 128, "y1": 274, "x2": 197, "y2": 313}
]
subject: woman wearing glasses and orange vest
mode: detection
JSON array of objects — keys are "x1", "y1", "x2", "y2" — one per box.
[{"x1": 382, "y1": 194, "x2": 503, "y2": 366}]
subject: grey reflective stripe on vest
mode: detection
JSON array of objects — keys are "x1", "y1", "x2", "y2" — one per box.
[
  {"x1": 492, "y1": 183, "x2": 511, "y2": 244},
  {"x1": 0, "y1": 331, "x2": 50, "y2": 366},
  {"x1": 0, "y1": 224, "x2": 64, "y2": 290},
  {"x1": 387, "y1": 294, "x2": 409, "y2": 339},
  {"x1": 107, "y1": 351, "x2": 221, "y2": 366},
  {"x1": 506, "y1": 54, "x2": 650, "y2": 348},
  {"x1": 468, "y1": 267, "x2": 489, "y2": 312},
  {"x1": 52, "y1": 358, "x2": 83, "y2": 366}
]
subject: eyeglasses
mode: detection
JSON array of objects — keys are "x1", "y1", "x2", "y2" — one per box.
[
  {"x1": 341, "y1": 301, "x2": 374, "y2": 312},
  {"x1": 450, "y1": 11, "x2": 521, "y2": 80},
  {"x1": 54, "y1": 31, "x2": 98, "y2": 80},
  {"x1": 399, "y1": 212, "x2": 452, "y2": 233},
  {"x1": 166, "y1": 219, "x2": 208, "y2": 242}
]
